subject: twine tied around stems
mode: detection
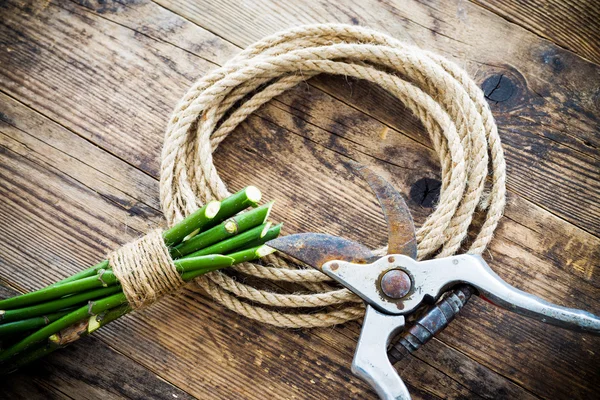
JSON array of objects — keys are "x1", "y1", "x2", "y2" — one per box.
[
  {"x1": 108, "y1": 229, "x2": 183, "y2": 309},
  {"x1": 160, "y1": 24, "x2": 507, "y2": 328}
]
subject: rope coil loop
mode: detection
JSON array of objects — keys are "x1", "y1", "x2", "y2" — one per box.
[{"x1": 160, "y1": 24, "x2": 506, "y2": 328}]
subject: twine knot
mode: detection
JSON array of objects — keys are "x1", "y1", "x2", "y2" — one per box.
[{"x1": 108, "y1": 229, "x2": 184, "y2": 309}]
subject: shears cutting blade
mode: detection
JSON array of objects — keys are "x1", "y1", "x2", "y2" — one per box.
[{"x1": 267, "y1": 164, "x2": 600, "y2": 400}]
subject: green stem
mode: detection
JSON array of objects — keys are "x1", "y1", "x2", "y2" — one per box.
[
  {"x1": 228, "y1": 245, "x2": 277, "y2": 264},
  {"x1": 0, "y1": 293, "x2": 127, "y2": 363},
  {"x1": 0, "y1": 254, "x2": 236, "y2": 369},
  {"x1": 171, "y1": 202, "x2": 273, "y2": 258},
  {"x1": 162, "y1": 200, "x2": 221, "y2": 246},
  {"x1": 0, "y1": 286, "x2": 122, "y2": 323},
  {"x1": 0, "y1": 253, "x2": 235, "y2": 311},
  {"x1": 235, "y1": 223, "x2": 282, "y2": 251},
  {"x1": 175, "y1": 255, "x2": 234, "y2": 277},
  {"x1": 0, "y1": 310, "x2": 75, "y2": 338},
  {"x1": 179, "y1": 246, "x2": 275, "y2": 281},
  {"x1": 180, "y1": 263, "x2": 233, "y2": 281},
  {"x1": 0, "y1": 270, "x2": 119, "y2": 311},
  {"x1": 202, "y1": 186, "x2": 262, "y2": 231},
  {"x1": 0, "y1": 303, "x2": 130, "y2": 374},
  {"x1": 51, "y1": 260, "x2": 109, "y2": 287},
  {"x1": 0, "y1": 255, "x2": 235, "y2": 312},
  {"x1": 184, "y1": 223, "x2": 271, "y2": 258},
  {"x1": 0, "y1": 186, "x2": 274, "y2": 368}
]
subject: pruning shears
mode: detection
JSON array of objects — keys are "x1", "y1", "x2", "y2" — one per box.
[{"x1": 267, "y1": 165, "x2": 600, "y2": 400}]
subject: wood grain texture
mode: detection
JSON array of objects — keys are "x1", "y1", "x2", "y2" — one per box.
[
  {"x1": 0, "y1": 0, "x2": 598, "y2": 399},
  {"x1": 472, "y1": 0, "x2": 600, "y2": 65}
]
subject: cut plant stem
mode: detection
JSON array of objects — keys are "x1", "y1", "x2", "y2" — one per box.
[
  {"x1": 0, "y1": 186, "x2": 281, "y2": 370},
  {"x1": 0, "y1": 310, "x2": 75, "y2": 338},
  {"x1": 0, "y1": 270, "x2": 119, "y2": 311},
  {"x1": 2, "y1": 254, "x2": 235, "y2": 311},
  {"x1": 162, "y1": 200, "x2": 221, "y2": 246},
  {"x1": 0, "y1": 286, "x2": 122, "y2": 323},
  {"x1": 202, "y1": 186, "x2": 262, "y2": 231},
  {"x1": 175, "y1": 255, "x2": 234, "y2": 277},
  {"x1": 49, "y1": 303, "x2": 130, "y2": 346},
  {"x1": 228, "y1": 245, "x2": 277, "y2": 264},
  {"x1": 87, "y1": 304, "x2": 131, "y2": 334},
  {"x1": 0, "y1": 293, "x2": 128, "y2": 363},
  {"x1": 171, "y1": 202, "x2": 273, "y2": 258},
  {"x1": 180, "y1": 247, "x2": 275, "y2": 281},
  {"x1": 184, "y1": 222, "x2": 271, "y2": 258},
  {"x1": 180, "y1": 262, "x2": 235, "y2": 281},
  {"x1": 236, "y1": 223, "x2": 282, "y2": 251}
]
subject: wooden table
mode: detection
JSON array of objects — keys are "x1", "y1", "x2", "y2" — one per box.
[{"x1": 1, "y1": 1, "x2": 598, "y2": 399}]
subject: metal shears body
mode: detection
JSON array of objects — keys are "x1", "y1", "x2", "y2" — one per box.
[{"x1": 267, "y1": 165, "x2": 600, "y2": 400}]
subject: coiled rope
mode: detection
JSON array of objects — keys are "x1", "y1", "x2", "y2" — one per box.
[{"x1": 160, "y1": 24, "x2": 506, "y2": 328}]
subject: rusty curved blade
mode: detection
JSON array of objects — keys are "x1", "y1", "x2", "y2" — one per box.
[
  {"x1": 350, "y1": 162, "x2": 417, "y2": 259},
  {"x1": 266, "y1": 233, "x2": 377, "y2": 271}
]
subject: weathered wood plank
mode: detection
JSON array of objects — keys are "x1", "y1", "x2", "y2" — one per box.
[
  {"x1": 0, "y1": 377, "x2": 72, "y2": 400},
  {"x1": 0, "y1": 0, "x2": 216, "y2": 178},
  {"x1": 0, "y1": 110, "x2": 162, "y2": 288},
  {"x1": 410, "y1": 335, "x2": 540, "y2": 400},
  {"x1": 472, "y1": 0, "x2": 600, "y2": 65},
  {"x1": 257, "y1": 81, "x2": 600, "y2": 239},
  {"x1": 0, "y1": 0, "x2": 598, "y2": 399}
]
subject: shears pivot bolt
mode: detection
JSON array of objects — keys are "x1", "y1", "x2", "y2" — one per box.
[{"x1": 380, "y1": 269, "x2": 411, "y2": 299}]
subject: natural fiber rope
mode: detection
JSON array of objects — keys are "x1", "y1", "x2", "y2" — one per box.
[
  {"x1": 160, "y1": 24, "x2": 506, "y2": 328},
  {"x1": 109, "y1": 229, "x2": 183, "y2": 309}
]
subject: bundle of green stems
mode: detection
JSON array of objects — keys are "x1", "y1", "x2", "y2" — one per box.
[{"x1": 0, "y1": 186, "x2": 281, "y2": 372}]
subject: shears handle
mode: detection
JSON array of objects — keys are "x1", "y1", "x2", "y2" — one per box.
[
  {"x1": 434, "y1": 255, "x2": 600, "y2": 335},
  {"x1": 353, "y1": 305, "x2": 411, "y2": 400}
]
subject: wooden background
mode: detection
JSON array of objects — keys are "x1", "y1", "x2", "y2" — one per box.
[{"x1": 1, "y1": 0, "x2": 599, "y2": 398}]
